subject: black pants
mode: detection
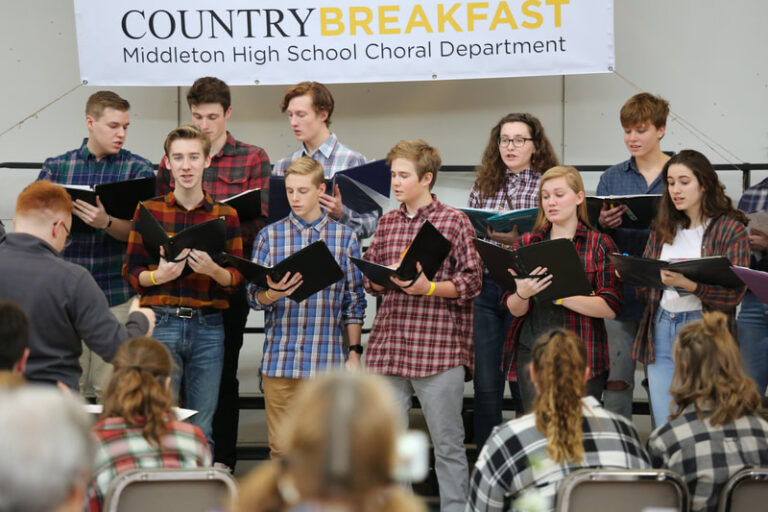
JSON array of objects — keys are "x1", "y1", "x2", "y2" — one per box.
[{"x1": 211, "y1": 287, "x2": 249, "y2": 468}]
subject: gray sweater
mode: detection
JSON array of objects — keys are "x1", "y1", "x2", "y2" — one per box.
[{"x1": 0, "y1": 233, "x2": 149, "y2": 389}]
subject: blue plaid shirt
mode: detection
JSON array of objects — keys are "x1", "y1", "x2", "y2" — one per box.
[
  {"x1": 247, "y1": 211, "x2": 366, "y2": 379},
  {"x1": 38, "y1": 139, "x2": 155, "y2": 306},
  {"x1": 273, "y1": 133, "x2": 379, "y2": 239},
  {"x1": 596, "y1": 156, "x2": 666, "y2": 319}
]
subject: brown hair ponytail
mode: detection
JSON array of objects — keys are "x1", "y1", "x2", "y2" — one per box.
[
  {"x1": 671, "y1": 311, "x2": 762, "y2": 425},
  {"x1": 532, "y1": 329, "x2": 588, "y2": 464},
  {"x1": 100, "y1": 338, "x2": 174, "y2": 447}
]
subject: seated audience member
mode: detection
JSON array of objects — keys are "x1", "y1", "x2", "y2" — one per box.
[
  {"x1": 0, "y1": 181, "x2": 155, "y2": 390},
  {"x1": 468, "y1": 328, "x2": 650, "y2": 512},
  {"x1": 0, "y1": 299, "x2": 30, "y2": 374},
  {"x1": 234, "y1": 372, "x2": 425, "y2": 512},
  {"x1": 0, "y1": 387, "x2": 95, "y2": 512},
  {"x1": 647, "y1": 312, "x2": 768, "y2": 512},
  {"x1": 87, "y1": 337, "x2": 212, "y2": 512}
]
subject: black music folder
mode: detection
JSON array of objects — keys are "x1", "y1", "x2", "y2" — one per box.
[
  {"x1": 268, "y1": 160, "x2": 391, "y2": 224},
  {"x1": 221, "y1": 188, "x2": 262, "y2": 222},
  {"x1": 64, "y1": 176, "x2": 157, "y2": 233},
  {"x1": 223, "y1": 240, "x2": 344, "y2": 303},
  {"x1": 137, "y1": 203, "x2": 226, "y2": 264},
  {"x1": 473, "y1": 238, "x2": 592, "y2": 302},
  {"x1": 351, "y1": 220, "x2": 452, "y2": 290},
  {"x1": 608, "y1": 254, "x2": 743, "y2": 289},
  {"x1": 586, "y1": 194, "x2": 661, "y2": 230}
]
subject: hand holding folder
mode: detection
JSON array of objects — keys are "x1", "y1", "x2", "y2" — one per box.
[
  {"x1": 586, "y1": 194, "x2": 661, "y2": 230},
  {"x1": 352, "y1": 220, "x2": 452, "y2": 291},
  {"x1": 223, "y1": 240, "x2": 344, "y2": 303},
  {"x1": 473, "y1": 238, "x2": 592, "y2": 302},
  {"x1": 65, "y1": 176, "x2": 156, "y2": 233},
  {"x1": 608, "y1": 253, "x2": 743, "y2": 289}
]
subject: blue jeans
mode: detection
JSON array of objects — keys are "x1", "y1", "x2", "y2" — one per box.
[
  {"x1": 648, "y1": 307, "x2": 701, "y2": 427},
  {"x1": 473, "y1": 276, "x2": 513, "y2": 450},
  {"x1": 737, "y1": 291, "x2": 768, "y2": 396},
  {"x1": 603, "y1": 318, "x2": 638, "y2": 419},
  {"x1": 151, "y1": 308, "x2": 225, "y2": 449}
]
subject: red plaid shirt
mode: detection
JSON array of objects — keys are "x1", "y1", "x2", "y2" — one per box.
[
  {"x1": 633, "y1": 214, "x2": 749, "y2": 363},
  {"x1": 123, "y1": 192, "x2": 243, "y2": 309},
  {"x1": 157, "y1": 132, "x2": 270, "y2": 256},
  {"x1": 363, "y1": 196, "x2": 482, "y2": 378},
  {"x1": 503, "y1": 221, "x2": 622, "y2": 380}
]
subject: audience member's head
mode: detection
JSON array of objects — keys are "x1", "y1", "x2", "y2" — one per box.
[
  {"x1": 101, "y1": 338, "x2": 174, "y2": 447},
  {"x1": 0, "y1": 299, "x2": 30, "y2": 374},
  {"x1": 531, "y1": 328, "x2": 589, "y2": 464},
  {"x1": 0, "y1": 388, "x2": 94, "y2": 512},
  {"x1": 670, "y1": 311, "x2": 763, "y2": 424},
  {"x1": 235, "y1": 372, "x2": 424, "y2": 512},
  {"x1": 14, "y1": 180, "x2": 73, "y2": 252}
]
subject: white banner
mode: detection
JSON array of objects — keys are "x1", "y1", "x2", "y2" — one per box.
[{"x1": 73, "y1": 0, "x2": 614, "y2": 86}]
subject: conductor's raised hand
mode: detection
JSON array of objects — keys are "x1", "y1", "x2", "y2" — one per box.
[
  {"x1": 154, "y1": 246, "x2": 189, "y2": 284},
  {"x1": 508, "y1": 266, "x2": 552, "y2": 299},
  {"x1": 391, "y1": 262, "x2": 431, "y2": 295},
  {"x1": 266, "y1": 271, "x2": 303, "y2": 300}
]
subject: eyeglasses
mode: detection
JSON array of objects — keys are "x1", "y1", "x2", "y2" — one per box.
[
  {"x1": 498, "y1": 136, "x2": 533, "y2": 148},
  {"x1": 57, "y1": 220, "x2": 73, "y2": 248}
]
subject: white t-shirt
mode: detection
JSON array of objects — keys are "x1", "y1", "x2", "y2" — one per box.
[{"x1": 659, "y1": 223, "x2": 706, "y2": 312}]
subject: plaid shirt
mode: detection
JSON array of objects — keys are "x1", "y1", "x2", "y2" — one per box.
[
  {"x1": 157, "y1": 132, "x2": 271, "y2": 257},
  {"x1": 87, "y1": 416, "x2": 211, "y2": 512},
  {"x1": 273, "y1": 133, "x2": 378, "y2": 239},
  {"x1": 468, "y1": 167, "x2": 540, "y2": 212},
  {"x1": 247, "y1": 212, "x2": 366, "y2": 379},
  {"x1": 738, "y1": 177, "x2": 768, "y2": 271},
  {"x1": 632, "y1": 215, "x2": 749, "y2": 364},
  {"x1": 647, "y1": 405, "x2": 768, "y2": 512},
  {"x1": 38, "y1": 139, "x2": 155, "y2": 306},
  {"x1": 123, "y1": 192, "x2": 243, "y2": 309},
  {"x1": 363, "y1": 196, "x2": 482, "y2": 378},
  {"x1": 468, "y1": 396, "x2": 651, "y2": 512},
  {"x1": 503, "y1": 222, "x2": 622, "y2": 380}
]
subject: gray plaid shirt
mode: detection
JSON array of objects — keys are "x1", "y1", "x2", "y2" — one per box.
[
  {"x1": 647, "y1": 405, "x2": 768, "y2": 512},
  {"x1": 468, "y1": 396, "x2": 651, "y2": 512}
]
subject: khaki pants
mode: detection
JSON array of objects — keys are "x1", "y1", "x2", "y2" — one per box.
[
  {"x1": 262, "y1": 375, "x2": 303, "y2": 459},
  {"x1": 79, "y1": 298, "x2": 133, "y2": 401}
]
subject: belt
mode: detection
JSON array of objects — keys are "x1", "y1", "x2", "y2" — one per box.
[{"x1": 152, "y1": 306, "x2": 219, "y2": 319}]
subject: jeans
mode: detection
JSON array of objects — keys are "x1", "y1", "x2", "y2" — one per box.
[
  {"x1": 603, "y1": 318, "x2": 638, "y2": 419},
  {"x1": 473, "y1": 276, "x2": 513, "y2": 450},
  {"x1": 212, "y1": 288, "x2": 250, "y2": 467},
  {"x1": 648, "y1": 307, "x2": 701, "y2": 427},
  {"x1": 737, "y1": 291, "x2": 768, "y2": 397},
  {"x1": 151, "y1": 307, "x2": 225, "y2": 449}
]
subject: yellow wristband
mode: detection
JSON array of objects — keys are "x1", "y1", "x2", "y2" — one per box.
[
  {"x1": 149, "y1": 271, "x2": 158, "y2": 286},
  {"x1": 264, "y1": 289, "x2": 273, "y2": 301},
  {"x1": 554, "y1": 298, "x2": 563, "y2": 305},
  {"x1": 425, "y1": 281, "x2": 436, "y2": 296}
]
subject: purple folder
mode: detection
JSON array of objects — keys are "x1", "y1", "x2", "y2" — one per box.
[{"x1": 731, "y1": 266, "x2": 768, "y2": 303}]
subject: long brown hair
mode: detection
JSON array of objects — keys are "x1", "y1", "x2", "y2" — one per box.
[
  {"x1": 532, "y1": 166, "x2": 592, "y2": 231},
  {"x1": 651, "y1": 149, "x2": 747, "y2": 244},
  {"x1": 669, "y1": 311, "x2": 762, "y2": 425},
  {"x1": 234, "y1": 373, "x2": 425, "y2": 512},
  {"x1": 532, "y1": 328, "x2": 588, "y2": 464},
  {"x1": 474, "y1": 113, "x2": 558, "y2": 197},
  {"x1": 100, "y1": 338, "x2": 174, "y2": 447}
]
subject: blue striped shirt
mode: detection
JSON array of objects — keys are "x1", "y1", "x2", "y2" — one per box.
[
  {"x1": 273, "y1": 133, "x2": 379, "y2": 239},
  {"x1": 247, "y1": 211, "x2": 366, "y2": 379},
  {"x1": 38, "y1": 139, "x2": 155, "y2": 306}
]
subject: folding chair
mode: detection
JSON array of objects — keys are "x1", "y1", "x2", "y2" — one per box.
[
  {"x1": 718, "y1": 467, "x2": 768, "y2": 512},
  {"x1": 103, "y1": 468, "x2": 237, "y2": 512},
  {"x1": 555, "y1": 468, "x2": 689, "y2": 512}
]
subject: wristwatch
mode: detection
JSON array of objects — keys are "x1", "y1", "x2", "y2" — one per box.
[{"x1": 348, "y1": 344, "x2": 364, "y2": 355}]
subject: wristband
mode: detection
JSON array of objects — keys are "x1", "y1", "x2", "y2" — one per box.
[
  {"x1": 425, "y1": 281, "x2": 436, "y2": 296},
  {"x1": 515, "y1": 291, "x2": 529, "y2": 301},
  {"x1": 264, "y1": 289, "x2": 273, "y2": 301},
  {"x1": 554, "y1": 298, "x2": 564, "y2": 305},
  {"x1": 104, "y1": 215, "x2": 113, "y2": 230},
  {"x1": 149, "y1": 271, "x2": 158, "y2": 286}
]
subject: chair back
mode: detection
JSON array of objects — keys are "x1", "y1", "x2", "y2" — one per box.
[
  {"x1": 718, "y1": 468, "x2": 768, "y2": 512},
  {"x1": 555, "y1": 469, "x2": 689, "y2": 512},
  {"x1": 103, "y1": 468, "x2": 237, "y2": 512}
]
